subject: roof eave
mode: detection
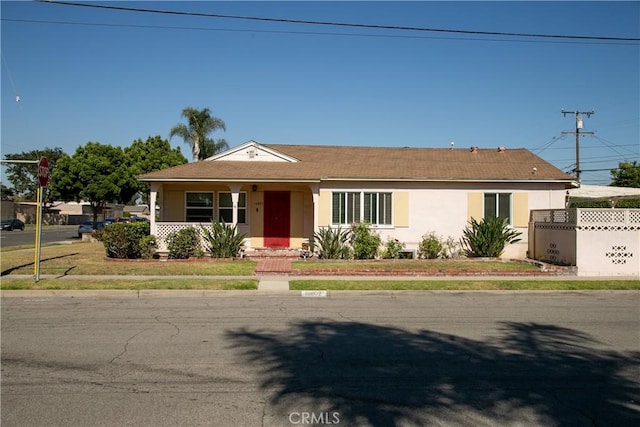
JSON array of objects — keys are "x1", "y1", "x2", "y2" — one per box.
[{"x1": 139, "y1": 177, "x2": 321, "y2": 183}]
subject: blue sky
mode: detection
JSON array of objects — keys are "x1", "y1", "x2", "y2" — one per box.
[{"x1": 1, "y1": 1, "x2": 639, "y2": 185}]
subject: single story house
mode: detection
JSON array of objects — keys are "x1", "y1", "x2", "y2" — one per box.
[{"x1": 139, "y1": 140, "x2": 576, "y2": 258}]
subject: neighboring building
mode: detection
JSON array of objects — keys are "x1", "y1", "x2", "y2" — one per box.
[
  {"x1": 124, "y1": 205, "x2": 151, "y2": 219},
  {"x1": 12, "y1": 201, "x2": 124, "y2": 225},
  {"x1": 1, "y1": 200, "x2": 15, "y2": 220},
  {"x1": 139, "y1": 141, "x2": 575, "y2": 258}
]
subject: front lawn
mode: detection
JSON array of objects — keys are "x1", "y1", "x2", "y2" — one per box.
[
  {"x1": 1, "y1": 278, "x2": 258, "y2": 290},
  {"x1": 0, "y1": 242, "x2": 256, "y2": 276},
  {"x1": 291, "y1": 259, "x2": 541, "y2": 272}
]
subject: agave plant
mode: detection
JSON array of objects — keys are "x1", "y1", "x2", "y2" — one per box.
[
  {"x1": 461, "y1": 215, "x2": 522, "y2": 258},
  {"x1": 201, "y1": 221, "x2": 246, "y2": 258},
  {"x1": 313, "y1": 226, "x2": 351, "y2": 259}
]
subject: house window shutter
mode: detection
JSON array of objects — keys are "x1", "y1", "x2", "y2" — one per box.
[
  {"x1": 512, "y1": 192, "x2": 529, "y2": 227},
  {"x1": 467, "y1": 192, "x2": 483, "y2": 222},
  {"x1": 393, "y1": 192, "x2": 409, "y2": 227}
]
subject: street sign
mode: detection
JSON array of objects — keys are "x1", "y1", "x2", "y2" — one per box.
[{"x1": 37, "y1": 157, "x2": 49, "y2": 187}]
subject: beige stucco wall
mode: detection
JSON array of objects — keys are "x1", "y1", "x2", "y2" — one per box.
[
  {"x1": 318, "y1": 190, "x2": 331, "y2": 227},
  {"x1": 289, "y1": 190, "x2": 306, "y2": 248},
  {"x1": 317, "y1": 182, "x2": 567, "y2": 259},
  {"x1": 249, "y1": 191, "x2": 264, "y2": 248},
  {"x1": 155, "y1": 181, "x2": 568, "y2": 258}
]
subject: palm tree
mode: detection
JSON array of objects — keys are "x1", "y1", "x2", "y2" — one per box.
[
  {"x1": 169, "y1": 107, "x2": 228, "y2": 162},
  {"x1": 200, "y1": 138, "x2": 229, "y2": 159}
]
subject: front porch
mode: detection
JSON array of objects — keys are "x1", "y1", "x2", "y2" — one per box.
[{"x1": 149, "y1": 182, "x2": 320, "y2": 255}]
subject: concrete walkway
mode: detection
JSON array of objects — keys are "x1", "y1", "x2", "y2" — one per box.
[
  {"x1": 254, "y1": 258, "x2": 293, "y2": 290},
  {"x1": 5, "y1": 273, "x2": 636, "y2": 294}
]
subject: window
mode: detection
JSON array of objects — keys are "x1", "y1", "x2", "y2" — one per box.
[
  {"x1": 186, "y1": 192, "x2": 214, "y2": 222},
  {"x1": 332, "y1": 192, "x2": 360, "y2": 224},
  {"x1": 332, "y1": 191, "x2": 392, "y2": 226},
  {"x1": 218, "y1": 192, "x2": 247, "y2": 224},
  {"x1": 484, "y1": 193, "x2": 511, "y2": 223}
]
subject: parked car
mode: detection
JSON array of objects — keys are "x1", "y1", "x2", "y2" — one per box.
[
  {"x1": 1, "y1": 219, "x2": 25, "y2": 231},
  {"x1": 77, "y1": 220, "x2": 104, "y2": 237}
]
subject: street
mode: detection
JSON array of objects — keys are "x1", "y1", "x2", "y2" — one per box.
[
  {"x1": 2, "y1": 291, "x2": 639, "y2": 426},
  {"x1": 0, "y1": 225, "x2": 78, "y2": 248}
]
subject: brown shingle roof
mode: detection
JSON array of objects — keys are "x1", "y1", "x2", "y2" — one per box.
[{"x1": 139, "y1": 144, "x2": 574, "y2": 183}]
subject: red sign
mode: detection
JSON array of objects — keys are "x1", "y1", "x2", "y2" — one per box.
[{"x1": 38, "y1": 157, "x2": 49, "y2": 187}]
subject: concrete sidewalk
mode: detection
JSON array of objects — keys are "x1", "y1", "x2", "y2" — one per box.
[{"x1": 5, "y1": 273, "x2": 637, "y2": 295}]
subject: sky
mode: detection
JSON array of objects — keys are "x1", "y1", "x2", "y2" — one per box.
[{"x1": 1, "y1": 1, "x2": 639, "y2": 186}]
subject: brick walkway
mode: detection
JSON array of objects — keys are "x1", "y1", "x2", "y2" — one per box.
[{"x1": 254, "y1": 258, "x2": 293, "y2": 274}]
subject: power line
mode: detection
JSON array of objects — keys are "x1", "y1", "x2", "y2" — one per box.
[
  {"x1": 538, "y1": 144, "x2": 639, "y2": 151},
  {"x1": 36, "y1": 0, "x2": 640, "y2": 42},
  {"x1": 5, "y1": 17, "x2": 636, "y2": 46}
]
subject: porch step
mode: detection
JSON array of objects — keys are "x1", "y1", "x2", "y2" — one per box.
[{"x1": 245, "y1": 248, "x2": 301, "y2": 258}]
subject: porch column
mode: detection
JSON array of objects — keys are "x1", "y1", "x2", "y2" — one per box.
[
  {"x1": 310, "y1": 184, "x2": 320, "y2": 235},
  {"x1": 228, "y1": 184, "x2": 242, "y2": 226},
  {"x1": 149, "y1": 183, "x2": 159, "y2": 236}
]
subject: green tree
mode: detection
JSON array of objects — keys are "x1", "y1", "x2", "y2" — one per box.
[
  {"x1": 124, "y1": 135, "x2": 187, "y2": 203},
  {"x1": 3, "y1": 147, "x2": 66, "y2": 201},
  {"x1": 1, "y1": 183, "x2": 15, "y2": 201},
  {"x1": 611, "y1": 161, "x2": 640, "y2": 188},
  {"x1": 49, "y1": 142, "x2": 137, "y2": 225},
  {"x1": 199, "y1": 138, "x2": 230, "y2": 159},
  {"x1": 169, "y1": 107, "x2": 228, "y2": 162}
]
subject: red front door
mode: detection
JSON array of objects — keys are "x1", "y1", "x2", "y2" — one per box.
[{"x1": 264, "y1": 191, "x2": 290, "y2": 248}]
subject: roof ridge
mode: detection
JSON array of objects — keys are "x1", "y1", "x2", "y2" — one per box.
[{"x1": 264, "y1": 143, "x2": 529, "y2": 151}]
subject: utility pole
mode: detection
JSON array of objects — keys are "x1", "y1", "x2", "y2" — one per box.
[{"x1": 561, "y1": 109, "x2": 594, "y2": 182}]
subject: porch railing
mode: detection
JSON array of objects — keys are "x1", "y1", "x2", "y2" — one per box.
[{"x1": 153, "y1": 222, "x2": 213, "y2": 252}]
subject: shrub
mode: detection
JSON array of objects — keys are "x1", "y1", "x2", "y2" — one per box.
[
  {"x1": 382, "y1": 238, "x2": 405, "y2": 259},
  {"x1": 101, "y1": 222, "x2": 156, "y2": 259},
  {"x1": 201, "y1": 222, "x2": 246, "y2": 258},
  {"x1": 418, "y1": 232, "x2": 443, "y2": 259},
  {"x1": 441, "y1": 236, "x2": 464, "y2": 259},
  {"x1": 461, "y1": 215, "x2": 522, "y2": 258},
  {"x1": 350, "y1": 222, "x2": 381, "y2": 260},
  {"x1": 313, "y1": 226, "x2": 351, "y2": 259},
  {"x1": 166, "y1": 226, "x2": 203, "y2": 259}
]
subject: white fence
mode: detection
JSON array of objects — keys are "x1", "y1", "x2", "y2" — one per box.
[
  {"x1": 154, "y1": 222, "x2": 214, "y2": 252},
  {"x1": 153, "y1": 222, "x2": 250, "y2": 254},
  {"x1": 529, "y1": 208, "x2": 640, "y2": 276}
]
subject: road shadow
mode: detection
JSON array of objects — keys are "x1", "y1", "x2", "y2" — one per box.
[
  {"x1": 0, "y1": 253, "x2": 79, "y2": 277},
  {"x1": 227, "y1": 321, "x2": 639, "y2": 426}
]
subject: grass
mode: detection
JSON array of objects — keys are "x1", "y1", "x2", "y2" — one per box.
[
  {"x1": 1, "y1": 278, "x2": 258, "y2": 290},
  {"x1": 1, "y1": 241, "x2": 256, "y2": 276},
  {"x1": 3, "y1": 240, "x2": 638, "y2": 292},
  {"x1": 290, "y1": 280, "x2": 640, "y2": 291}
]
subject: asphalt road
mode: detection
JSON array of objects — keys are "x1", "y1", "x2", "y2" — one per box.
[
  {"x1": 2, "y1": 291, "x2": 639, "y2": 427},
  {"x1": 0, "y1": 225, "x2": 78, "y2": 248}
]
